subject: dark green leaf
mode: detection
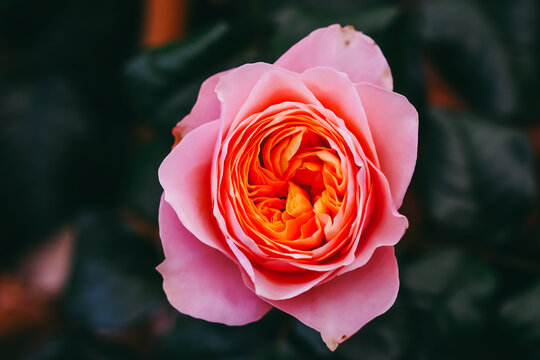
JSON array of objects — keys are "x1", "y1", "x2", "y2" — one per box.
[
  {"x1": 65, "y1": 212, "x2": 163, "y2": 331},
  {"x1": 124, "y1": 22, "x2": 255, "y2": 131},
  {"x1": 476, "y1": 0, "x2": 540, "y2": 122},
  {"x1": 291, "y1": 0, "x2": 395, "y2": 13},
  {"x1": 25, "y1": 333, "x2": 137, "y2": 360},
  {"x1": 121, "y1": 137, "x2": 169, "y2": 222},
  {"x1": 418, "y1": 108, "x2": 534, "y2": 241},
  {"x1": 403, "y1": 248, "x2": 498, "y2": 332},
  {"x1": 158, "y1": 311, "x2": 301, "y2": 360},
  {"x1": 290, "y1": 321, "x2": 331, "y2": 358},
  {"x1": 499, "y1": 282, "x2": 540, "y2": 358},
  {"x1": 0, "y1": 0, "x2": 142, "y2": 76},
  {"x1": 0, "y1": 77, "x2": 91, "y2": 267},
  {"x1": 267, "y1": 4, "x2": 400, "y2": 62},
  {"x1": 402, "y1": 248, "x2": 498, "y2": 357},
  {"x1": 337, "y1": 300, "x2": 411, "y2": 360},
  {"x1": 420, "y1": 0, "x2": 517, "y2": 117}
]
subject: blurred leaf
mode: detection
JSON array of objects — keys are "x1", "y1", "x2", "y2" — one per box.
[
  {"x1": 292, "y1": 0, "x2": 394, "y2": 13},
  {"x1": 158, "y1": 311, "x2": 302, "y2": 360},
  {"x1": 0, "y1": 77, "x2": 90, "y2": 267},
  {"x1": 159, "y1": 316, "x2": 243, "y2": 358},
  {"x1": 25, "y1": 333, "x2": 137, "y2": 360},
  {"x1": 290, "y1": 322, "x2": 331, "y2": 358},
  {"x1": 151, "y1": 80, "x2": 206, "y2": 136},
  {"x1": 189, "y1": 0, "x2": 276, "y2": 34},
  {"x1": 157, "y1": 311, "x2": 327, "y2": 360},
  {"x1": 266, "y1": 4, "x2": 400, "y2": 61},
  {"x1": 402, "y1": 248, "x2": 498, "y2": 357},
  {"x1": 124, "y1": 22, "x2": 255, "y2": 131},
  {"x1": 403, "y1": 248, "x2": 498, "y2": 335},
  {"x1": 476, "y1": 0, "x2": 540, "y2": 122},
  {"x1": 419, "y1": 108, "x2": 534, "y2": 242},
  {"x1": 0, "y1": 0, "x2": 142, "y2": 93},
  {"x1": 499, "y1": 281, "x2": 540, "y2": 358},
  {"x1": 121, "y1": 137, "x2": 169, "y2": 221},
  {"x1": 251, "y1": 341, "x2": 300, "y2": 360},
  {"x1": 64, "y1": 212, "x2": 163, "y2": 331},
  {"x1": 377, "y1": 13, "x2": 425, "y2": 110},
  {"x1": 420, "y1": 0, "x2": 517, "y2": 117},
  {"x1": 0, "y1": 0, "x2": 145, "y2": 268},
  {"x1": 336, "y1": 300, "x2": 411, "y2": 360},
  {"x1": 403, "y1": 249, "x2": 464, "y2": 309}
]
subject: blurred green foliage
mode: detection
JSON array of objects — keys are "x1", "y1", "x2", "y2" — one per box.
[{"x1": 0, "y1": 0, "x2": 539, "y2": 359}]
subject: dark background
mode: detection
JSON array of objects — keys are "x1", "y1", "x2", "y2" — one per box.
[{"x1": 1, "y1": 0, "x2": 539, "y2": 359}]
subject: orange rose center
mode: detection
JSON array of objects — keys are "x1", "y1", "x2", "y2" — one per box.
[
  {"x1": 251, "y1": 127, "x2": 343, "y2": 229},
  {"x1": 222, "y1": 106, "x2": 355, "y2": 255}
]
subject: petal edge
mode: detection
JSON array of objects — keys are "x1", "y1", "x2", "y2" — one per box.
[
  {"x1": 158, "y1": 198, "x2": 271, "y2": 325},
  {"x1": 275, "y1": 24, "x2": 393, "y2": 89},
  {"x1": 268, "y1": 246, "x2": 399, "y2": 350}
]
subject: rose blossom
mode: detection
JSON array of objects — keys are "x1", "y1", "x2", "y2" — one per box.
[{"x1": 158, "y1": 24, "x2": 418, "y2": 350}]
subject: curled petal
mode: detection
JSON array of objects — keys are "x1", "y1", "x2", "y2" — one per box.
[
  {"x1": 172, "y1": 70, "x2": 229, "y2": 144},
  {"x1": 159, "y1": 120, "x2": 230, "y2": 255},
  {"x1": 356, "y1": 83, "x2": 418, "y2": 208}
]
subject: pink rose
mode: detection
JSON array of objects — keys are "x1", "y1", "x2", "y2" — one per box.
[{"x1": 158, "y1": 24, "x2": 418, "y2": 350}]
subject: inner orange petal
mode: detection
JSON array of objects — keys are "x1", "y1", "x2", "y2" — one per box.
[{"x1": 220, "y1": 104, "x2": 363, "y2": 261}]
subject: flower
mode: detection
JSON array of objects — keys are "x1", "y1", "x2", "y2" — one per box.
[{"x1": 158, "y1": 24, "x2": 418, "y2": 350}]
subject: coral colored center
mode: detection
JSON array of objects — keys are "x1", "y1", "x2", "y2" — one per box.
[
  {"x1": 221, "y1": 107, "x2": 354, "y2": 255},
  {"x1": 251, "y1": 127, "x2": 344, "y2": 228}
]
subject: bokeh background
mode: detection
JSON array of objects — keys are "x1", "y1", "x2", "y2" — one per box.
[{"x1": 1, "y1": 0, "x2": 539, "y2": 359}]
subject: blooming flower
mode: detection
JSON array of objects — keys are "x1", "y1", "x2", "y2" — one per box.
[{"x1": 158, "y1": 24, "x2": 418, "y2": 350}]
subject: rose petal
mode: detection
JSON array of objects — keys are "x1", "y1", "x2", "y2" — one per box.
[
  {"x1": 268, "y1": 246, "x2": 399, "y2": 351},
  {"x1": 356, "y1": 83, "x2": 418, "y2": 207},
  {"x1": 231, "y1": 69, "x2": 323, "y2": 128},
  {"x1": 338, "y1": 163, "x2": 408, "y2": 275},
  {"x1": 248, "y1": 264, "x2": 336, "y2": 301},
  {"x1": 299, "y1": 66, "x2": 379, "y2": 166},
  {"x1": 159, "y1": 119, "x2": 230, "y2": 255},
  {"x1": 172, "y1": 70, "x2": 229, "y2": 141},
  {"x1": 215, "y1": 62, "x2": 276, "y2": 136},
  {"x1": 218, "y1": 195, "x2": 336, "y2": 301},
  {"x1": 157, "y1": 198, "x2": 271, "y2": 325},
  {"x1": 275, "y1": 24, "x2": 393, "y2": 89}
]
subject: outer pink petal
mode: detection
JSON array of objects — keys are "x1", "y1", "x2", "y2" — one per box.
[
  {"x1": 157, "y1": 199, "x2": 271, "y2": 325},
  {"x1": 268, "y1": 246, "x2": 399, "y2": 351},
  {"x1": 159, "y1": 120, "x2": 230, "y2": 255},
  {"x1": 275, "y1": 24, "x2": 393, "y2": 89},
  {"x1": 215, "y1": 62, "x2": 276, "y2": 135},
  {"x1": 338, "y1": 163, "x2": 408, "y2": 276},
  {"x1": 173, "y1": 70, "x2": 229, "y2": 139},
  {"x1": 357, "y1": 83, "x2": 418, "y2": 208}
]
